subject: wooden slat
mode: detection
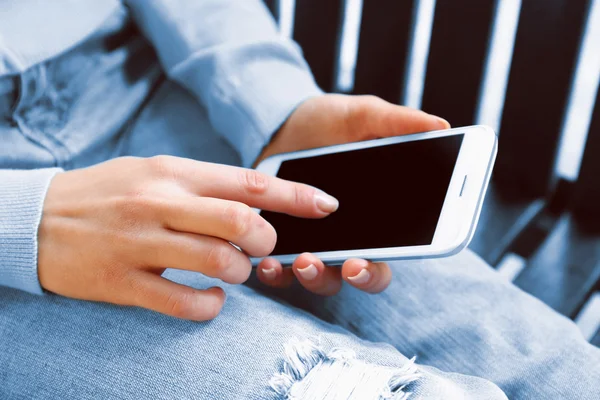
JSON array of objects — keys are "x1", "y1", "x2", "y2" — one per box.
[
  {"x1": 293, "y1": 0, "x2": 345, "y2": 91},
  {"x1": 352, "y1": 0, "x2": 418, "y2": 103},
  {"x1": 263, "y1": 0, "x2": 279, "y2": 20},
  {"x1": 494, "y1": 0, "x2": 591, "y2": 198},
  {"x1": 514, "y1": 214, "x2": 600, "y2": 318},
  {"x1": 469, "y1": 183, "x2": 544, "y2": 265},
  {"x1": 420, "y1": 0, "x2": 497, "y2": 126},
  {"x1": 572, "y1": 88, "x2": 600, "y2": 228}
]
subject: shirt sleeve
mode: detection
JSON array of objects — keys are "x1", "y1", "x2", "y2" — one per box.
[
  {"x1": 123, "y1": 0, "x2": 323, "y2": 167},
  {"x1": 0, "y1": 168, "x2": 62, "y2": 295}
]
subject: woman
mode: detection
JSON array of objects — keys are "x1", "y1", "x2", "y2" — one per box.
[{"x1": 1, "y1": 1, "x2": 598, "y2": 398}]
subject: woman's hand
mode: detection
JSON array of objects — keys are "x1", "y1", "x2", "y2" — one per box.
[
  {"x1": 255, "y1": 94, "x2": 450, "y2": 296},
  {"x1": 38, "y1": 156, "x2": 338, "y2": 321}
]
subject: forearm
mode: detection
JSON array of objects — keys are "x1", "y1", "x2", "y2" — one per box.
[
  {"x1": 124, "y1": 0, "x2": 323, "y2": 167},
  {"x1": 0, "y1": 168, "x2": 62, "y2": 294}
]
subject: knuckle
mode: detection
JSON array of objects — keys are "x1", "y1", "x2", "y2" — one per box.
[
  {"x1": 347, "y1": 95, "x2": 382, "y2": 135},
  {"x1": 204, "y1": 243, "x2": 234, "y2": 274},
  {"x1": 146, "y1": 155, "x2": 176, "y2": 179},
  {"x1": 360, "y1": 94, "x2": 380, "y2": 104},
  {"x1": 97, "y1": 263, "x2": 126, "y2": 288},
  {"x1": 123, "y1": 274, "x2": 146, "y2": 303},
  {"x1": 223, "y1": 203, "x2": 254, "y2": 239},
  {"x1": 118, "y1": 192, "x2": 160, "y2": 223},
  {"x1": 239, "y1": 169, "x2": 269, "y2": 195},
  {"x1": 164, "y1": 290, "x2": 194, "y2": 319},
  {"x1": 351, "y1": 103, "x2": 370, "y2": 128},
  {"x1": 131, "y1": 193, "x2": 156, "y2": 211},
  {"x1": 293, "y1": 184, "x2": 313, "y2": 208},
  {"x1": 113, "y1": 156, "x2": 141, "y2": 170},
  {"x1": 120, "y1": 272, "x2": 158, "y2": 309}
]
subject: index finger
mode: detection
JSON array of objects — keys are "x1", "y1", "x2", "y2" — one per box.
[{"x1": 174, "y1": 159, "x2": 339, "y2": 218}]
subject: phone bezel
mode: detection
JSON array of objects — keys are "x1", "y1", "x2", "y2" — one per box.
[{"x1": 252, "y1": 125, "x2": 497, "y2": 265}]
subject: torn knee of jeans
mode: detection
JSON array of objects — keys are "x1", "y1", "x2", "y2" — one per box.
[{"x1": 270, "y1": 338, "x2": 421, "y2": 400}]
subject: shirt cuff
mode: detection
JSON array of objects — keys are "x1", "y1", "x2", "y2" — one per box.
[
  {"x1": 0, "y1": 168, "x2": 62, "y2": 295},
  {"x1": 170, "y1": 40, "x2": 324, "y2": 167}
]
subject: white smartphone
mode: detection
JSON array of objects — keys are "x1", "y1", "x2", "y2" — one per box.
[{"x1": 252, "y1": 125, "x2": 497, "y2": 265}]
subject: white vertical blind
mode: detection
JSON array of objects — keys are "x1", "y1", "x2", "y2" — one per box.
[
  {"x1": 555, "y1": 0, "x2": 600, "y2": 181},
  {"x1": 476, "y1": 0, "x2": 522, "y2": 133},
  {"x1": 403, "y1": 0, "x2": 436, "y2": 108},
  {"x1": 279, "y1": 0, "x2": 295, "y2": 38},
  {"x1": 337, "y1": 0, "x2": 363, "y2": 92},
  {"x1": 575, "y1": 292, "x2": 600, "y2": 341}
]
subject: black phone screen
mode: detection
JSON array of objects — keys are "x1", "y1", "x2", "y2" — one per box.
[{"x1": 260, "y1": 134, "x2": 464, "y2": 255}]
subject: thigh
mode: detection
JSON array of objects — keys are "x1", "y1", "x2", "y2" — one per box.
[
  {"x1": 249, "y1": 249, "x2": 600, "y2": 399},
  {"x1": 0, "y1": 268, "x2": 506, "y2": 400}
]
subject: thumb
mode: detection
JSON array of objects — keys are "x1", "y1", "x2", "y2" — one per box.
[
  {"x1": 349, "y1": 96, "x2": 450, "y2": 138},
  {"x1": 126, "y1": 271, "x2": 226, "y2": 321}
]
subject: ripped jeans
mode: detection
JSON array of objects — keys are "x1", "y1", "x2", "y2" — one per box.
[
  {"x1": 3, "y1": 238, "x2": 600, "y2": 399},
  {"x1": 1, "y1": 27, "x2": 600, "y2": 400}
]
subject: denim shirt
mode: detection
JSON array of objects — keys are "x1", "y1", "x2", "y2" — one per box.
[{"x1": 0, "y1": 0, "x2": 322, "y2": 295}]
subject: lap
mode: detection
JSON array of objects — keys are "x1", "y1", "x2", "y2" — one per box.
[
  {"x1": 251, "y1": 249, "x2": 600, "y2": 399},
  {"x1": 0, "y1": 270, "x2": 504, "y2": 399}
]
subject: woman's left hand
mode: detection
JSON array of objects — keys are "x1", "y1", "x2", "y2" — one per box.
[{"x1": 255, "y1": 94, "x2": 450, "y2": 295}]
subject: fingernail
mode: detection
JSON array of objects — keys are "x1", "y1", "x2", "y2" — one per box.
[
  {"x1": 262, "y1": 267, "x2": 277, "y2": 281},
  {"x1": 315, "y1": 191, "x2": 339, "y2": 213},
  {"x1": 348, "y1": 268, "x2": 371, "y2": 285},
  {"x1": 297, "y1": 263, "x2": 319, "y2": 280}
]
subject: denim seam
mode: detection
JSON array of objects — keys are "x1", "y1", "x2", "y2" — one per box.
[
  {"x1": 0, "y1": 35, "x2": 26, "y2": 74},
  {"x1": 13, "y1": 117, "x2": 72, "y2": 169},
  {"x1": 12, "y1": 66, "x2": 73, "y2": 169}
]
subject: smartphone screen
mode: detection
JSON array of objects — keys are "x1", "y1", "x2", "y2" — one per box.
[{"x1": 260, "y1": 134, "x2": 464, "y2": 255}]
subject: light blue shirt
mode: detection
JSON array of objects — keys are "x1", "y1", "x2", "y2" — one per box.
[{"x1": 0, "y1": 0, "x2": 322, "y2": 294}]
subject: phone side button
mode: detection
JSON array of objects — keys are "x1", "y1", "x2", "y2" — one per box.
[{"x1": 459, "y1": 175, "x2": 468, "y2": 197}]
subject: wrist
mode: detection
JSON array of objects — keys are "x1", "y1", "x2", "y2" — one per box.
[
  {"x1": 254, "y1": 94, "x2": 325, "y2": 167},
  {"x1": 0, "y1": 168, "x2": 62, "y2": 295}
]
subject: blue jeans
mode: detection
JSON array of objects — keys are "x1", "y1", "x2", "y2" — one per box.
[{"x1": 1, "y1": 26, "x2": 599, "y2": 400}]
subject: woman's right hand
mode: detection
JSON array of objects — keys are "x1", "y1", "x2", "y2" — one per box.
[{"x1": 38, "y1": 156, "x2": 338, "y2": 321}]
